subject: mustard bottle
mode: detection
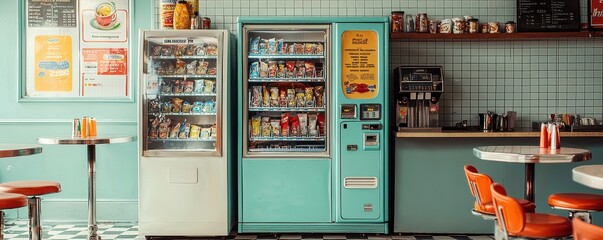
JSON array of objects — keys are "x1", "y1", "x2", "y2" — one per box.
[{"x1": 174, "y1": 0, "x2": 190, "y2": 29}]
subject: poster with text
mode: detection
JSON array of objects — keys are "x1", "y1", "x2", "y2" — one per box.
[
  {"x1": 26, "y1": 0, "x2": 79, "y2": 97},
  {"x1": 79, "y1": 0, "x2": 129, "y2": 97},
  {"x1": 24, "y1": 0, "x2": 129, "y2": 99}
]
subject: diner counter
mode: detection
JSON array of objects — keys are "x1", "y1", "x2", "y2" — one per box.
[{"x1": 395, "y1": 131, "x2": 603, "y2": 138}]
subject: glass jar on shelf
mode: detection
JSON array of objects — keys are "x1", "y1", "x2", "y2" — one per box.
[{"x1": 174, "y1": 0, "x2": 190, "y2": 29}]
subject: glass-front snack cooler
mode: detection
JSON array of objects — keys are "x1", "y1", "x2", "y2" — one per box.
[
  {"x1": 243, "y1": 27, "x2": 329, "y2": 156},
  {"x1": 138, "y1": 29, "x2": 234, "y2": 237},
  {"x1": 238, "y1": 17, "x2": 389, "y2": 234}
]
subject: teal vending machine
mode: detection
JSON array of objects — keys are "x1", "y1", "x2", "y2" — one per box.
[{"x1": 237, "y1": 17, "x2": 389, "y2": 233}]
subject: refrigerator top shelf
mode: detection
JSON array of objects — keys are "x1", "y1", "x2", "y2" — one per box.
[
  {"x1": 150, "y1": 55, "x2": 218, "y2": 60},
  {"x1": 249, "y1": 107, "x2": 325, "y2": 112},
  {"x1": 151, "y1": 112, "x2": 217, "y2": 116},
  {"x1": 248, "y1": 78, "x2": 325, "y2": 82},
  {"x1": 157, "y1": 75, "x2": 217, "y2": 78},
  {"x1": 250, "y1": 137, "x2": 325, "y2": 141},
  {"x1": 159, "y1": 93, "x2": 217, "y2": 97},
  {"x1": 148, "y1": 138, "x2": 216, "y2": 142},
  {"x1": 248, "y1": 54, "x2": 324, "y2": 59}
]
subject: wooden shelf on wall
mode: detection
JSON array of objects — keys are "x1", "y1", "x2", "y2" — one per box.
[
  {"x1": 395, "y1": 131, "x2": 603, "y2": 138},
  {"x1": 390, "y1": 31, "x2": 603, "y2": 41}
]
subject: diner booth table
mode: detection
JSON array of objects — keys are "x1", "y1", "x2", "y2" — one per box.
[
  {"x1": 38, "y1": 136, "x2": 132, "y2": 240},
  {"x1": 573, "y1": 165, "x2": 603, "y2": 190},
  {"x1": 474, "y1": 146, "x2": 592, "y2": 202}
]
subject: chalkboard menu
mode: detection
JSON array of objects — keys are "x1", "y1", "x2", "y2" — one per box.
[
  {"x1": 28, "y1": 0, "x2": 77, "y2": 28},
  {"x1": 517, "y1": 0, "x2": 580, "y2": 32}
]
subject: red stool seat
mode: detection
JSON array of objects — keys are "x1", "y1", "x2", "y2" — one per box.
[
  {"x1": 0, "y1": 192, "x2": 27, "y2": 210},
  {"x1": 478, "y1": 198, "x2": 536, "y2": 214},
  {"x1": 519, "y1": 213, "x2": 573, "y2": 238},
  {"x1": 549, "y1": 193, "x2": 603, "y2": 211},
  {"x1": 0, "y1": 181, "x2": 61, "y2": 196}
]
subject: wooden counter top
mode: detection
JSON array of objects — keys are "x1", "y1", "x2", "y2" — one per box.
[{"x1": 395, "y1": 131, "x2": 603, "y2": 138}]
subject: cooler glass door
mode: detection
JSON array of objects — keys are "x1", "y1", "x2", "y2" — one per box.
[
  {"x1": 242, "y1": 25, "x2": 330, "y2": 158},
  {"x1": 141, "y1": 31, "x2": 223, "y2": 157}
]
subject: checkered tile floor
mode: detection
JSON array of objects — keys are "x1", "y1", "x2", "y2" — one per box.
[{"x1": 4, "y1": 220, "x2": 494, "y2": 240}]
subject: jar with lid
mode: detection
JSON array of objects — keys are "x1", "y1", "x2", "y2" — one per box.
[
  {"x1": 173, "y1": 0, "x2": 190, "y2": 29},
  {"x1": 416, "y1": 13, "x2": 429, "y2": 33},
  {"x1": 440, "y1": 19, "x2": 452, "y2": 34},
  {"x1": 468, "y1": 19, "x2": 479, "y2": 33},
  {"x1": 452, "y1": 17, "x2": 465, "y2": 34},
  {"x1": 505, "y1": 21, "x2": 516, "y2": 33},
  {"x1": 429, "y1": 20, "x2": 440, "y2": 34},
  {"x1": 391, "y1": 11, "x2": 404, "y2": 32},
  {"x1": 405, "y1": 14, "x2": 415, "y2": 32}
]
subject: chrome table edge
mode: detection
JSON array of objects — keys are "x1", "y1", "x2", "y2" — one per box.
[
  {"x1": 37, "y1": 136, "x2": 133, "y2": 145},
  {"x1": 0, "y1": 144, "x2": 42, "y2": 158},
  {"x1": 473, "y1": 146, "x2": 591, "y2": 163}
]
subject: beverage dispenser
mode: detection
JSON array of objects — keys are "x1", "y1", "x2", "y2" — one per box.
[{"x1": 394, "y1": 66, "x2": 444, "y2": 131}]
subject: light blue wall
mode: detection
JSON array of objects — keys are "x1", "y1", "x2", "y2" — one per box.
[{"x1": 0, "y1": 0, "x2": 154, "y2": 221}]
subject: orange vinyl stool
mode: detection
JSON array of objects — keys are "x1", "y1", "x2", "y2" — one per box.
[
  {"x1": 491, "y1": 183, "x2": 572, "y2": 239},
  {"x1": 0, "y1": 192, "x2": 28, "y2": 240},
  {"x1": 464, "y1": 165, "x2": 536, "y2": 217},
  {"x1": 464, "y1": 165, "x2": 536, "y2": 239},
  {"x1": 573, "y1": 217, "x2": 603, "y2": 240},
  {"x1": 0, "y1": 181, "x2": 61, "y2": 240},
  {"x1": 548, "y1": 192, "x2": 603, "y2": 223}
]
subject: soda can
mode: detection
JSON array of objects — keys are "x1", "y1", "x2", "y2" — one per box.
[
  {"x1": 202, "y1": 17, "x2": 211, "y2": 29},
  {"x1": 72, "y1": 118, "x2": 80, "y2": 138}
]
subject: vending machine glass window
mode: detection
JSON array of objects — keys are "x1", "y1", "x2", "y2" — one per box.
[
  {"x1": 142, "y1": 36, "x2": 222, "y2": 156},
  {"x1": 242, "y1": 26, "x2": 330, "y2": 157}
]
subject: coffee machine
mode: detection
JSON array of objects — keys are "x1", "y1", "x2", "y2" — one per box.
[{"x1": 394, "y1": 66, "x2": 444, "y2": 131}]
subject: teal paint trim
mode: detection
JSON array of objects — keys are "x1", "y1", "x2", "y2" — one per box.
[
  {"x1": 237, "y1": 20, "x2": 245, "y2": 227},
  {"x1": 331, "y1": 21, "x2": 388, "y2": 225},
  {"x1": 237, "y1": 17, "x2": 389, "y2": 24},
  {"x1": 18, "y1": 0, "x2": 25, "y2": 102},
  {"x1": 240, "y1": 158, "x2": 332, "y2": 223},
  {"x1": 239, "y1": 223, "x2": 388, "y2": 233},
  {"x1": 226, "y1": 31, "x2": 237, "y2": 233}
]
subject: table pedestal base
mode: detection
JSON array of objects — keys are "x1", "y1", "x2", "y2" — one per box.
[
  {"x1": 525, "y1": 163, "x2": 534, "y2": 203},
  {"x1": 87, "y1": 145, "x2": 99, "y2": 240}
]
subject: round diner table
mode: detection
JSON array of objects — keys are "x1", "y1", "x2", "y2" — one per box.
[
  {"x1": 473, "y1": 146, "x2": 591, "y2": 202},
  {"x1": 0, "y1": 144, "x2": 42, "y2": 158},
  {"x1": 573, "y1": 165, "x2": 603, "y2": 190},
  {"x1": 38, "y1": 135, "x2": 133, "y2": 240}
]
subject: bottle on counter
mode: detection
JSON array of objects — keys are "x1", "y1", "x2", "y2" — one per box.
[
  {"x1": 174, "y1": 0, "x2": 190, "y2": 29},
  {"x1": 191, "y1": 11, "x2": 201, "y2": 29},
  {"x1": 539, "y1": 123, "x2": 549, "y2": 148}
]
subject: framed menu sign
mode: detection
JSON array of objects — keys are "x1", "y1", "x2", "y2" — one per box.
[
  {"x1": 590, "y1": 0, "x2": 603, "y2": 30},
  {"x1": 517, "y1": 0, "x2": 580, "y2": 32},
  {"x1": 21, "y1": 0, "x2": 131, "y2": 101}
]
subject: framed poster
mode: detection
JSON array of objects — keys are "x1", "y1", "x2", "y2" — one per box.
[
  {"x1": 21, "y1": 0, "x2": 131, "y2": 101},
  {"x1": 590, "y1": 0, "x2": 603, "y2": 30}
]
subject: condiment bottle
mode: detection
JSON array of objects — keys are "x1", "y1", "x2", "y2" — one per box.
[
  {"x1": 174, "y1": 0, "x2": 190, "y2": 29},
  {"x1": 539, "y1": 123, "x2": 549, "y2": 148},
  {"x1": 550, "y1": 124, "x2": 560, "y2": 149}
]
